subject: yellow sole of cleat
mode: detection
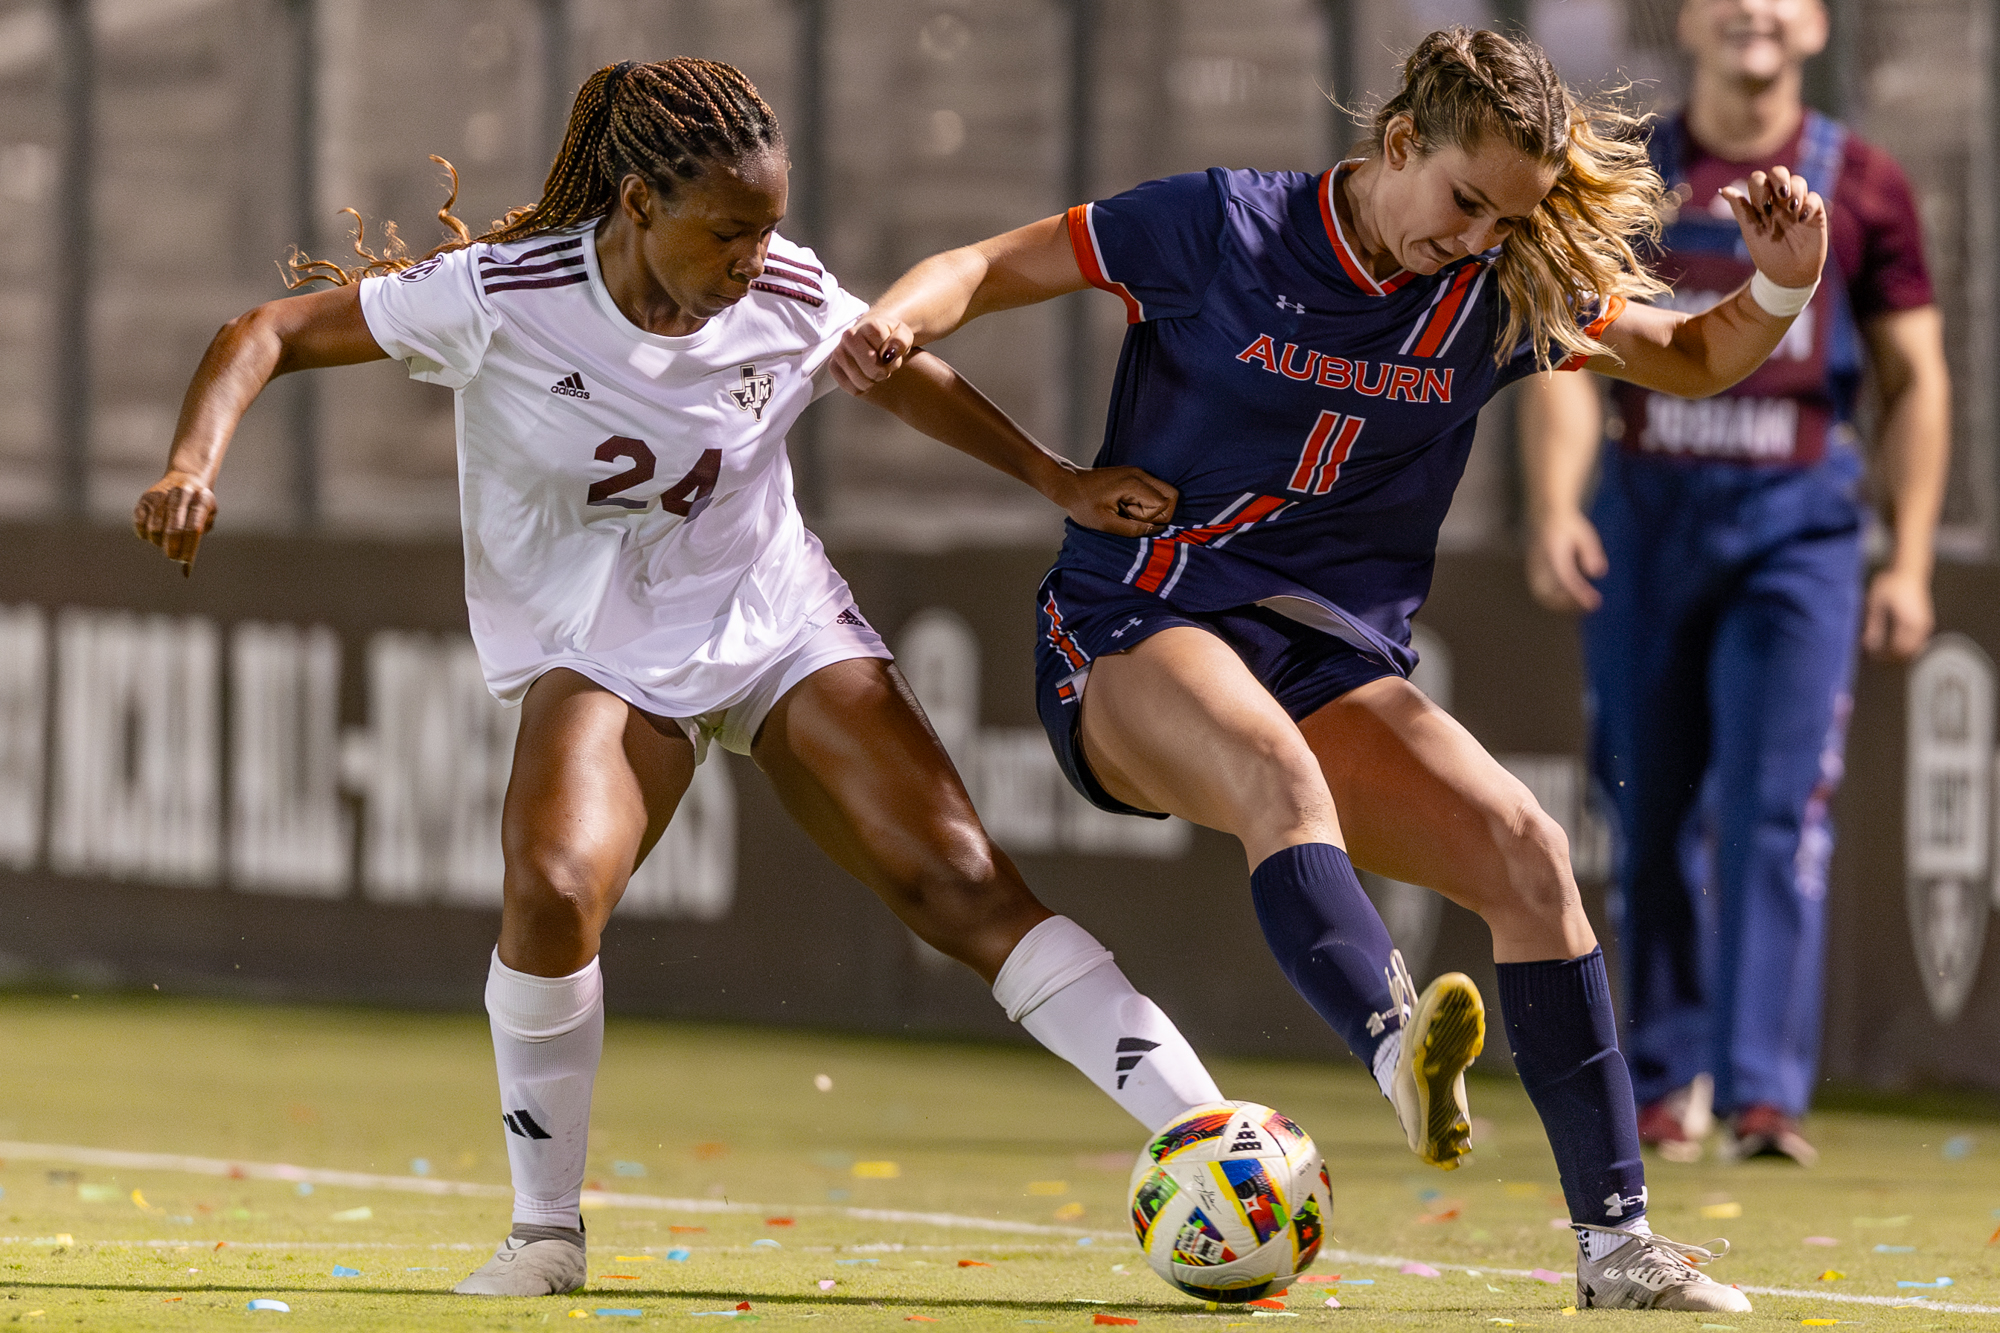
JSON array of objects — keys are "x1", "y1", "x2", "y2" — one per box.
[{"x1": 1410, "y1": 972, "x2": 1485, "y2": 1168}]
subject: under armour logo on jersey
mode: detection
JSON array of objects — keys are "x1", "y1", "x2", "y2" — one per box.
[
  {"x1": 550, "y1": 371, "x2": 590, "y2": 400},
  {"x1": 503, "y1": 1110, "x2": 553, "y2": 1140},
  {"x1": 727, "y1": 363, "x2": 775, "y2": 420},
  {"x1": 1275, "y1": 294, "x2": 1307, "y2": 313},
  {"x1": 1601, "y1": 1187, "x2": 1647, "y2": 1218},
  {"x1": 1114, "y1": 1036, "x2": 1160, "y2": 1089},
  {"x1": 1109, "y1": 616, "x2": 1143, "y2": 639}
]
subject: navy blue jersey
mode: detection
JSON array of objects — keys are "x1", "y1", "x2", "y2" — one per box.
[{"x1": 1060, "y1": 165, "x2": 1619, "y2": 673}]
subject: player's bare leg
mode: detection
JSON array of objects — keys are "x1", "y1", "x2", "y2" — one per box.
[
  {"x1": 1296, "y1": 676, "x2": 1593, "y2": 961},
  {"x1": 751, "y1": 655, "x2": 1222, "y2": 1130},
  {"x1": 1076, "y1": 628, "x2": 1472, "y2": 1164},
  {"x1": 1297, "y1": 677, "x2": 1747, "y2": 1312},
  {"x1": 459, "y1": 668, "x2": 695, "y2": 1297}
]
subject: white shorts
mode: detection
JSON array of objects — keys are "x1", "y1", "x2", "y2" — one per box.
[{"x1": 672, "y1": 606, "x2": 892, "y2": 762}]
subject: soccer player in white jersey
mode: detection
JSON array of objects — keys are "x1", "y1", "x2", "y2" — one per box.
[{"x1": 134, "y1": 58, "x2": 1223, "y2": 1298}]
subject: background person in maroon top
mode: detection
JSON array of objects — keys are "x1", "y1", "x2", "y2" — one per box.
[{"x1": 1517, "y1": 0, "x2": 1950, "y2": 1165}]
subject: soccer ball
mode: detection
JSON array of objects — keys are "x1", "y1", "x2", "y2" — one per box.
[{"x1": 1128, "y1": 1101, "x2": 1331, "y2": 1302}]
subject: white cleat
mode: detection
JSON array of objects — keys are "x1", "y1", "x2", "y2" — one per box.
[
  {"x1": 1388, "y1": 960, "x2": 1485, "y2": 1170},
  {"x1": 453, "y1": 1224, "x2": 587, "y2": 1296},
  {"x1": 1574, "y1": 1224, "x2": 1753, "y2": 1313}
]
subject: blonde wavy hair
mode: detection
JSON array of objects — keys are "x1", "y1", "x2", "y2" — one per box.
[{"x1": 1365, "y1": 26, "x2": 1669, "y2": 369}]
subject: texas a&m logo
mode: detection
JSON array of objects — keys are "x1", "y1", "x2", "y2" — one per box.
[{"x1": 727, "y1": 363, "x2": 775, "y2": 421}]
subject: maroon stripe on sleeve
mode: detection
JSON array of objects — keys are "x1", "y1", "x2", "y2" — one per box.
[
  {"x1": 763, "y1": 253, "x2": 824, "y2": 279},
  {"x1": 477, "y1": 254, "x2": 587, "y2": 279},
  {"x1": 749, "y1": 279, "x2": 825, "y2": 307},
  {"x1": 492, "y1": 237, "x2": 584, "y2": 264},
  {"x1": 481, "y1": 273, "x2": 591, "y2": 295}
]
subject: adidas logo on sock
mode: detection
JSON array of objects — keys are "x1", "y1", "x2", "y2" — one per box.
[
  {"x1": 550, "y1": 371, "x2": 590, "y2": 400},
  {"x1": 503, "y1": 1109, "x2": 553, "y2": 1140},
  {"x1": 1114, "y1": 1036, "x2": 1159, "y2": 1089}
]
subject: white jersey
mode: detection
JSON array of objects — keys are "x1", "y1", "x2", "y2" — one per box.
[{"x1": 359, "y1": 225, "x2": 869, "y2": 716}]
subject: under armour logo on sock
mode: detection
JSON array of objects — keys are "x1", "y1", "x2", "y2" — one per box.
[
  {"x1": 1601, "y1": 1188, "x2": 1647, "y2": 1218},
  {"x1": 504, "y1": 1110, "x2": 553, "y2": 1140},
  {"x1": 1114, "y1": 1037, "x2": 1160, "y2": 1089}
]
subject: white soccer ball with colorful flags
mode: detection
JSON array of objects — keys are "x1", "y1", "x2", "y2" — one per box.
[{"x1": 1127, "y1": 1101, "x2": 1331, "y2": 1302}]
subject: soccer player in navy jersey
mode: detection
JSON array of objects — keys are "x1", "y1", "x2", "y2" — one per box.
[
  {"x1": 833, "y1": 25, "x2": 1829, "y2": 1314},
  {"x1": 1517, "y1": 0, "x2": 1948, "y2": 1167}
]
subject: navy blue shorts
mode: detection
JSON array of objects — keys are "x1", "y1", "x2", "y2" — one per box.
[{"x1": 1033, "y1": 567, "x2": 1401, "y2": 817}]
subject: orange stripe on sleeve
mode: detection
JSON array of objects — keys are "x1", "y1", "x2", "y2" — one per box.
[
  {"x1": 1065, "y1": 203, "x2": 1143, "y2": 324},
  {"x1": 1556, "y1": 293, "x2": 1628, "y2": 371}
]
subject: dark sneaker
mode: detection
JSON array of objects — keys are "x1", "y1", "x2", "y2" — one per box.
[
  {"x1": 1726, "y1": 1103, "x2": 1818, "y2": 1166},
  {"x1": 454, "y1": 1223, "x2": 588, "y2": 1296},
  {"x1": 1575, "y1": 1224, "x2": 1752, "y2": 1312},
  {"x1": 1637, "y1": 1075, "x2": 1712, "y2": 1163}
]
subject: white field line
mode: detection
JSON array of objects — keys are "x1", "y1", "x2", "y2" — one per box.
[
  {"x1": 0, "y1": 1141, "x2": 1119, "y2": 1239},
  {"x1": 4, "y1": 1143, "x2": 1993, "y2": 1314},
  {"x1": 1322, "y1": 1247, "x2": 2000, "y2": 1316}
]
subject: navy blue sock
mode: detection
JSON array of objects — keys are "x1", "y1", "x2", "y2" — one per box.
[
  {"x1": 1249, "y1": 843, "x2": 1399, "y2": 1067},
  {"x1": 1496, "y1": 948, "x2": 1647, "y2": 1227}
]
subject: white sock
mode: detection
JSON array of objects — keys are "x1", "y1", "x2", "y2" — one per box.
[
  {"x1": 1579, "y1": 1214, "x2": 1652, "y2": 1261},
  {"x1": 1371, "y1": 1029, "x2": 1402, "y2": 1100},
  {"x1": 993, "y1": 916, "x2": 1223, "y2": 1133},
  {"x1": 485, "y1": 950, "x2": 603, "y2": 1230}
]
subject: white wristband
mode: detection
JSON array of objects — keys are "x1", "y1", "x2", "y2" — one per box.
[{"x1": 1750, "y1": 270, "x2": 1818, "y2": 318}]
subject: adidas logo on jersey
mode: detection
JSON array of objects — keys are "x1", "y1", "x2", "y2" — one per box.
[
  {"x1": 832, "y1": 607, "x2": 869, "y2": 629},
  {"x1": 550, "y1": 372, "x2": 590, "y2": 400},
  {"x1": 727, "y1": 364, "x2": 775, "y2": 421}
]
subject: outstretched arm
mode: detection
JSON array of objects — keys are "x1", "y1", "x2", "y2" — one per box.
[
  {"x1": 1586, "y1": 166, "x2": 1828, "y2": 397},
  {"x1": 855, "y1": 349, "x2": 1175, "y2": 537},
  {"x1": 829, "y1": 215, "x2": 1086, "y2": 395},
  {"x1": 134, "y1": 283, "x2": 388, "y2": 570}
]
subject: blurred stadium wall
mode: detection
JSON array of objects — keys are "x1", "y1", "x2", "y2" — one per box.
[{"x1": 0, "y1": 0, "x2": 1995, "y2": 1092}]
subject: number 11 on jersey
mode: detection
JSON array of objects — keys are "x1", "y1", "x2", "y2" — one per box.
[{"x1": 1287, "y1": 411, "x2": 1365, "y2": 496}]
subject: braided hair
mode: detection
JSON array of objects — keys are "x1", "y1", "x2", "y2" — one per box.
[
  {"x1": 287, "y1": 57, "x2": 784, "y2": 287},
  {"x1": 1364, "y1": 27, "x2": 1669, "y2": 370}
]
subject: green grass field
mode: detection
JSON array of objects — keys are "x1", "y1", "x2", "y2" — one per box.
[{"x1": 0, "y1": 993, "x2": 1995, "y2": 1330}]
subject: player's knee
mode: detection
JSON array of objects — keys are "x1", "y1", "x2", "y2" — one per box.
[
  {"x1": 1485, "y1": 800, "x2": 1576, "y2": 921},
  {"x1": 884, "y1": 826, "x2": 1036, "y2": 960},
  {"x1": 504, "y1": 838, "x2": 619, "y2": 941},
  {"x1": 1230, "y1": 745, "x2": 1334, "y2": 846}
]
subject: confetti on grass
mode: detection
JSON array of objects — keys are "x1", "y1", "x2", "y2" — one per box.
[
  {"x1": 1398, "y1": 1262, "x2": 1440, "y2": 1277},
  {"x1": 331, "y1": 1264, "x2": 360, "y2": 1277},
  {"x1": 246, "y1": 1300, "x2": 290, "y2": 1313},
  {"x1": 1530, "y1": 1269, "x2": 1568, "y2": 1284},
  {"x1": 1093, "y1": 1316, "x2": 1138, "y2": 1326}
]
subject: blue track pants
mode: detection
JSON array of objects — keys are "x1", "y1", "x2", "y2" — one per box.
[{"x1": 1583, "y1": 446, "x2": 1864, "y2": 1118}]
